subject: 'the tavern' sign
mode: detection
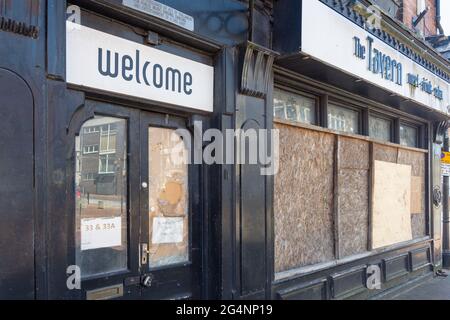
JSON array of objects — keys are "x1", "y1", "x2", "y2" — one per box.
[
  {"x1": 301, "y1": 0, "x2": 449, "y2": 114},
  {"x1": 66, "y1": 21, "x2": 214, "y2": 112}
]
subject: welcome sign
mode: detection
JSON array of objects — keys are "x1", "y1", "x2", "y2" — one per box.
[{"x1": 66, "y1": 21, "x2": 214, "y2": 112}]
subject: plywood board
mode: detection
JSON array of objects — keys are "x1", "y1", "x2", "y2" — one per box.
[
  {"x1": 337, "y1": 137, "x2": 370, "y2": 258},
  {"x1": 274, "y1": 123, "x2": 335, "y2": 272},
  {"x1": 338, "y1": 137, "x2": 369, "y2": 170},
  {"x1": 397, "y1": 149, "x2": 425, "y2": 177},
  {"x1": 373, "y1": 143, "x2": 398, "y2": 163},
  {"x1": 411, "y1": 176, "x2": 424, "y2": 214},
  {"x1": 371, "y1": 160, "x2": 412, "y2": 249},
  {"x1": 411, "y1": 213, "x2": 427, "y2": 239},
  {"x1": 338, "y1": 169, "x2": 369, "y2": 257}
]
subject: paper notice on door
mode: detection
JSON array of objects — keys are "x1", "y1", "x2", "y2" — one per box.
[
  {"x1": 81, "y1": 217, "x2": 122, "y2": 251},
  {"x1": 152, "y1": 217, "x2": 184, "y2": 244}
]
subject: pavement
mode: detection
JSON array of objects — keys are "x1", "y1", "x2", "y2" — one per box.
[{"x1": 392, "y1": 270, "x2": 450, "y2": 300}]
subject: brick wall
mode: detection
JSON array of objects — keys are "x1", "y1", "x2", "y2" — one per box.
[{"x1": 399, "y1": 0, "x2": 437, "y2": 36}]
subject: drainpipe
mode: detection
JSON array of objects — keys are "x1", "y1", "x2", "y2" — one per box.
[
  {"x1": 249, "y1": 0, "x2": 255, "y2": 42},
  {"x1": 436, "y1": 0, "x2": 444, "y2": 35}
]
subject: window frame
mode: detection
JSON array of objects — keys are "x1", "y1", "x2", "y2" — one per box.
[
  {"x1": 273, "y1": 86, "x2": 320, "y2": 126},
  {"x1": 326, "y1": 100, "x2": 363, "y2": 135},
  {"x1": 83, "y1": 144, "x2": 99, "y2": 155},
  {"x1": 368, "y1": 112, "x2": 395, "y2": 143},
  {"x1": 272, "y1": 74, "x2": 431, "y2": 279},
  {"x1": 399, "y1": 121, "x2": 421, "y2": 149},
  {"x1": 273, "y1": 83, "x2": 428, "y2": 150},
  {"x1": 98, "y1": 153, "x2": 117, "y2": 174},
  {"x1": 83, "y1": 172, "x2": 96, "y2": 181},
  {"x1": 75, "y1": 113, "x2": 130, "y2": 282},
  {"x1": 83, "y1": 126, "x2": 100, "y2": 134}
]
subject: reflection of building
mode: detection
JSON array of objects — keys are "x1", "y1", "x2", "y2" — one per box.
[{"x1": 77, "y1": 118, "x2": 126, "y2": 196}]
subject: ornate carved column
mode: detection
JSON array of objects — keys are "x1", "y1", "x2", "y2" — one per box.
[{"x1": 235, "y1": 41, "x2": 278, "y2": 299}]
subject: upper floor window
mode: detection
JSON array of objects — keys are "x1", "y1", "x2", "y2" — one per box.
[
  {"x1": 274, "y1": 89, "x2": 316, "y2": 125},
  {"x1": 99, "y1": 154, "x2": 117, "y2": 174},
  {"x1": 83, "y1": 145, "x2": 99, "y2": 154},
  {"x1": 84, "y1": 126, "x2": 100, "y2": 134},
  {"x1": 100, "y1": 124, "x2": 118, "y2": 154}
]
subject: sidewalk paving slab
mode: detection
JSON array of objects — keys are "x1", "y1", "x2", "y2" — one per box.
[{"x1": 390, "y1": 271, "x2": 450, "y2": 300}]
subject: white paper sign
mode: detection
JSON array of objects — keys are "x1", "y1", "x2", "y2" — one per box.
[
  {"x1": 123, "y1": 0, "x2": 195, "y2": 31},
  {"x1": 66, "y1": 21, "x2": 214, "y2": 112},
  {"x1": 442, "y1": 164, "x2": 450, "y2": 177},
  {"x1": 152, "y1": 217, "x2": 184, "y2": 244},
  {"x1": 81, "y1": 217, "x2": 122, "y2": 251}
]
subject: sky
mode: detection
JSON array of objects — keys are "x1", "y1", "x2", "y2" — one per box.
[{"x1": 442, "y1": 0, "x2": 450, "y2": 36}]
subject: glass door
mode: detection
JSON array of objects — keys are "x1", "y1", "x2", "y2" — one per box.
[
  {"x1": 72, "y1": 103, "x2": 202, "y2": 300},
  {"x1": 74, "y1": 102, "x2": 141, "y2": 300}
]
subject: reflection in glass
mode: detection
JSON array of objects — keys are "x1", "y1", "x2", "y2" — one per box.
[
  {"x1": 327, "y1": 104, "x2": 359, "y2": 134},
  {"x1": 273, "y1": 89, "x2": 316, "y2": 124},
  {"x1": 148, "y1": 128, "x2": 190, "y2": 268},
  {"x1": 369, "y1": 116, "x2": 392, "y2": 142},
  {"x1": 400, "y1": 124, "x2": 418, "y2": 148},
  {"x1": 75, "y1": 116, "x2": 128, "y2": 279}
]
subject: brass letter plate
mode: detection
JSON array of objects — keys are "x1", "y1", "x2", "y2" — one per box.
[{"x1": 86, "y1": 284, "x2": 124, "y2": 300}]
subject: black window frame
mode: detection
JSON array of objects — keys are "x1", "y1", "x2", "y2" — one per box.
[
  {"x1": 368, "y1": 112, "x2": 396, "y2": 143},
  {"x1": 399, "y1": 121, "x2": 421, "y2": 149},
  {"x1": 273, "y1": 83, "x2": 428, "y2": 150},
  {"x1": 273, "y1": 86, "x2": 320, "y2": 126},
  {"x1": 326, "y1": 100, "x2": 363, "y2": 135}
]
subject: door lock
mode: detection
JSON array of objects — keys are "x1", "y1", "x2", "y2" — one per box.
[
  {"x1": 142, "y1": 274, "x2": 154, "y2": 288},
  {"x1": 141, "y1": 243, "x2": 149, "y2": 265}
]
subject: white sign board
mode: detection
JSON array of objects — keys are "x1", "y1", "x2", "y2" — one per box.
[
  {"x1": 301, "y1": 0, "x2": 450, "y2": 115},
  {"x1": 152, "y1": 217, "x2": 184, "y2": 244},
  {"x1": 123, "y1": 0, "x2": 194, "y2": 31},
  {"x1": 442, "y1": 164, "x2": 450, "y2": 177},
  {"x1": 66, "y1": 21, "x2": 214, "y2": 112},
  {"x1": 81, "y1": 217, "x2": 122, "y2": 251}
]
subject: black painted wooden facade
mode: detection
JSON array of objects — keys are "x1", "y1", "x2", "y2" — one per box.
[{"x1": 0, "y1": 0, "x2": 449, "y2": 300}]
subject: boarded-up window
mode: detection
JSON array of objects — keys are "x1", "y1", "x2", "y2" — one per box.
[
  {"x1": 336, "y1": 137, "x2": 369, "y2": 258},
  {"x1": 373, "y1": 144, "x2": 427, "y2": 239},
  {"x1": 274, "y1": 122, "x2": 335, "y2": 273},
  {"x1": 371, "y1": 161, "x2": 413, "y2": 249},
  {"x1": 274, "y1": 121, "x2": 427, "y2": 275}
]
